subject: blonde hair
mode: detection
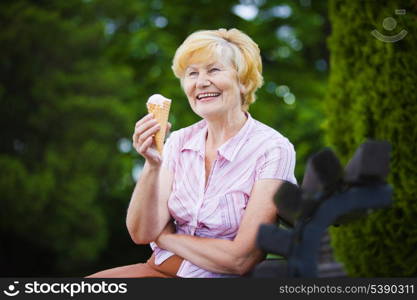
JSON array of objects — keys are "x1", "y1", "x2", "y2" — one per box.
[{"x1": 172, "y1": 28, "x2": 263, "y2": 110}]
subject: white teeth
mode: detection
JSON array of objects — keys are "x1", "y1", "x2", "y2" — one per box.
[{"x1": 197, "y1": 93, "x2": 220, "y2": 99}]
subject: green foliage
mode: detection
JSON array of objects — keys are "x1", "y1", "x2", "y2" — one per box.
[
  {"x1": 0, "y1": 0, "x2": 136, "y2": 275},
  {"x1": 326, "y1": 0, "x2": 417, "y2": 276},
  {"x1": 1, "y1": 0, "x2": 328, "y2": 275}
]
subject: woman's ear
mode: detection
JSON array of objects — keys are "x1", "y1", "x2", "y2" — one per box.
[
  {"x1": 239, "y1": 83, "x2": 247, "y2": 107},
  {"x1": 239, "y1": 82, "x2": 247, "y2": 95}
]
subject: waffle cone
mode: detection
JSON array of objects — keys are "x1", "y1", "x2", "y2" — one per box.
[{"x1": 147, "y1": 100, "x2": 171, "y2": 154}]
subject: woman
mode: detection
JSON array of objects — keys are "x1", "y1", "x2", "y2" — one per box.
[{"x1": 87, "y1": 28, "x2": 296, "y2": 278}]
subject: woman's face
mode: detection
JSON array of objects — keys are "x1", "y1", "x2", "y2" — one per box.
[{"x1": 182, "y1": 55, "x2": 245, "y2": 119}]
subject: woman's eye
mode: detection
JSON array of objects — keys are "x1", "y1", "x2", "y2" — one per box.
[
  {"x1": 209, "y1": 68, "x2": 220, "y2": 73},
  {"x1": 188, "y1": 71, "x2": 198, "y2": 77}
]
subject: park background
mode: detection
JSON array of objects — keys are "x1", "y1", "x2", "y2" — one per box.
[{"x1": 1, "y1": 0, "x2": 416, "y2": 277}]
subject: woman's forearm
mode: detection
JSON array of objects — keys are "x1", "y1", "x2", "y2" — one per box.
[
  {"x1": 157, "y1": 233, "x2": 263, "y2": 275},
  {"x1": 126, "y1": 162, "x2": 169, "y2": 244}
]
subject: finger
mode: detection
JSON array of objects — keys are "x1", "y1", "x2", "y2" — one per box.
[
  {"x1": 137, "y1": 123, "x2": 160, "y2": 146},
  {"x1": 135, "y1": 113, "x2": 154, "y2": 129},
  {"x1": 135, "y1": 118, "x2": 156, "y2": 130},
  {"x1": 133, "y1": 115, "x2": 156, "y2": 146},
  {"x1": 139, "y1": 136, "x2": 154, "y2": 154},
  {"x1": 134, "y1": 119, "x2": 158, "y2": 144}
]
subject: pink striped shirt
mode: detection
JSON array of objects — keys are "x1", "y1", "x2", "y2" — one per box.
[{"x1": 150, "y1": 112, "x2": 296, "y2": 277}]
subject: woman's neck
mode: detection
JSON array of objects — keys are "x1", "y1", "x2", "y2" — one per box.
[{"x1": 205, "y1": 109, "x2": 247, "y2": 149}]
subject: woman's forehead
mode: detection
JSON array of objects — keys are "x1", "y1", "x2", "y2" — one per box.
[
  {"x1": 183, "y1": 43, "x2": 235, "y2": 71},
  {"x1": 186, "y1": 61, "x2": 222, "y2": 69},
  {"x1": 186, "y1": 55, "x2": 232, "y2": 70}
]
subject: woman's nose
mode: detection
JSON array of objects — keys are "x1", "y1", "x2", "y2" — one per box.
[{"x1": 196, "y1": 73, "x2": 211, "y2": 88}]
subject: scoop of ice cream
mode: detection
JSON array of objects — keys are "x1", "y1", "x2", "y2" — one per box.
[{"x1": 147, "y1": 94, "x2": 172, "y2": 105}]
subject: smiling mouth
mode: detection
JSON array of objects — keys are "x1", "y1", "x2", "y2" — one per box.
[{"x1": 196, "y1": 92, "x2": 221, "y2": 101}]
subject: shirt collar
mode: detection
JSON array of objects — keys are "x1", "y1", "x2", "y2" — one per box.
[
  {"x1": 180, "y1": 119, "x2": 207, "y2": 157},
  {"x1": 181, "y1": 112, "x2": 254, "y2": 162}
]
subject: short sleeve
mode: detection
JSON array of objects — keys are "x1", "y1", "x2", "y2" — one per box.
[
  {"x1": 161, "y1": 131, "x2": 179, "y2": 174},
  {"x1": 255, "y1": 139, "x2": 297, "y2": 184}
]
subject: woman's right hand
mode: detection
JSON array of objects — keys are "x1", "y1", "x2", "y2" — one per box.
[{"x1": 132, "y1": 113, "x2": 169, "y2": 167}]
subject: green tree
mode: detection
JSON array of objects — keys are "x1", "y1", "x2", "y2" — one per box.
[
  {"x1": 326, "y1": 0, "x2": 417, "y2": 276},
  {"x1": 0, "y1": 0, "x2": 136, "y2": 275}
]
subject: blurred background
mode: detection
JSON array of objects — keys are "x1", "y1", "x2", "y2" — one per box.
[{"x1": 1, "y1": 0, "x2": 415, "y2": 277}]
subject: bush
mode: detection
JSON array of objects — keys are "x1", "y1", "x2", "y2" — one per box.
[{"x1": 325, "y1": 0, "x2": 417, "y2": 276}]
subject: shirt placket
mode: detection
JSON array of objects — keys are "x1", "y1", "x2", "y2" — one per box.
[{"x1": 190, "y1": 152, "x2": 218, "y2": 235}]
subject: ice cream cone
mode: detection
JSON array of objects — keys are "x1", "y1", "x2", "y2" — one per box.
[{"x1": 146, "y1": 94, "x2": 171, "y2": 154}]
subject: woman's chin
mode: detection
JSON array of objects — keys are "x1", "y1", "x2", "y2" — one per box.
[{"x1": 196, "y1": 106, "x2": 222, "y2": 118}]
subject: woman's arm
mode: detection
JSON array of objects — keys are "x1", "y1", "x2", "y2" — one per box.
[
  {"x1": 126, "y1": 115, "x2": 173, "y2": 245},
  {"x1": 126, "y1": 163, "x2": 173, "y2": 244},
  {"x1": 156, "y1": 178, "x2": 282, "y2": 275}
]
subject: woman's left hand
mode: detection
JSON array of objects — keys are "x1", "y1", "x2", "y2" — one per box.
[{"x1": 155, "y1": 221, "x2": 176, "y2": 247}]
